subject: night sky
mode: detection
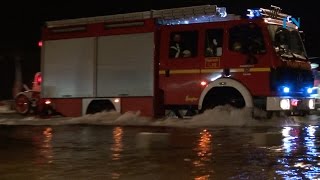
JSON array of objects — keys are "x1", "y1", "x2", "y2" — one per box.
[{"x1": 0, "y1": 0, "x2": 319, "y2": 99}]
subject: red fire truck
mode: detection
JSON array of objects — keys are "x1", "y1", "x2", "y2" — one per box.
[{"x1": 33, "y1": 5, "x2": 315, "y2": 118}]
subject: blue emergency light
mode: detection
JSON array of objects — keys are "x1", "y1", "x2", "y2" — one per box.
[
  {"x1": 246, "y1": 9, "x2": 262, "y2": 19},
  {"x1": 283, "y1": 86, "x2": 290, "y2": 93}
]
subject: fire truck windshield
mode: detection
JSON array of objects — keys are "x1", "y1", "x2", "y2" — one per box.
[{"x1": 268, "y1": 24, "x2": 307, "y2": 60}]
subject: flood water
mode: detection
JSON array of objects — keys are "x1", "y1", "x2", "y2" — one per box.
[{"x1": 0, "y1": 108, "x2": 320, "y2": 179}]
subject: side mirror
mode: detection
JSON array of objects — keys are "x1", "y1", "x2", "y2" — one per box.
[{"x1": 299, "y1": 31, "x2": 305, "y2": 43}]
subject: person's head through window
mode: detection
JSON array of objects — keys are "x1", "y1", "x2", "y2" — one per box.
[
  {"x1": 169, "y1": 32, "x2": 196, "y2": 58},
  {"x1": 232, "y1": 40, "x2": 242, "y2": 52},
  {"x1": 173, "y1": 34, "x2": 181, "y2": 44},
  {"x1": 169, "y1": 34, "x2": 184, "y2": 58},
  {"x1": 206, "y1": 38, "x2": 218, "y2": 56}
]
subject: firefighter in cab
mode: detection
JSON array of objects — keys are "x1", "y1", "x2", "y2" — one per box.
[{"x1": 169, "y1": 34, "x2": 191, "y2": 58}]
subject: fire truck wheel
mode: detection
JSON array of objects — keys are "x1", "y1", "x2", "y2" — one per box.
[
  {"x1": 228, "y1": 97, "x2": 246, "y2": 108},
  {"x1": 40, "y1": 106, "x2": 55, "y2": 117},
  {"x1": 86, "y1": 100, "x2": 115, "y2": 114},
  {"x1": 165, "y1": 109, "x2": 183, "y2": 119},
  {"x1": 202, "y1": 87, "x2": 246, "y2": 112},
  {"x1": 15, "y1": 94, "x2": 30, "y2": 115}
]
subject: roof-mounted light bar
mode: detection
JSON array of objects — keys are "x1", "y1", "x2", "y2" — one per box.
[
  {"x1": 46, "y1": 5, "x2": 234, "y2": 28},
  {"x1": 46, "y1": 5, "x2": 229, "y2": 28},
  {"x1": 247, "y1": 5, "x2": 289, "y2": 21},
  {"x1": 157, "y1": 6, "x2": 240, "y2": 25},
  {"x1": 247, "y1": 5, "x2": 300, "y2": 29}
]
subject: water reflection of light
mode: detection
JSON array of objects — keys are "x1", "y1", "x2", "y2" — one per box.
[
  {"x1": 194, "y1": 175, "x2": 210, "y2": 180},
  {"x1": 276, "y1": 126, "x2": 320, "y2": 179},
  {"x1": 305, "y1": 126, "x2": 319, "y2": 157},
  {"x1": 43, "y1": 127, "x2": 53, "y2": 141},
  {"x1": 276, "y1": 127, "x2": 299, "y2": 178},
  {"x1": 303, "y1": 126, "x2": 320, "y2": 180},
  {"x1": 307, "y1": 126, "x2": 316, "y2": 137},
  {"x1": 111, "y1": 127, "x2": 123, "y2": 161},
  {"x1": 196, "y1": 129, "x2": 212, "y2": 161},
  {"x1": 37, "y1": 127, "x2": 53, "y2": 164},
  {"x1": 281, "y1": 127, "x2": 298, "y2": 154},
  {"x1": 282, "y1": 127, "x2": 293, "y2": 137},
  {"x1": 111, "y1": 172, "x2": 120, "y2": 179},
  {"x1": 193, "y1": 129, "x2": 213, "y2": 180}
]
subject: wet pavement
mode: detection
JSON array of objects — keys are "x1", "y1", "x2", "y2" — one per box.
[
  {"x1": 0, "y1": 122, "x2": 319, "y2": 179},
  {"x1": 0, "y1": 107, "x2": 320, "y2": 179}
]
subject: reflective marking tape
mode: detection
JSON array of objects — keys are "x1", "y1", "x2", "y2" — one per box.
[
  {"x1": 250, "y1": 68, "x2": 271, "y2": 72},
  {"x1": 159, "y1": 69, "x2": 200, "y2": 75},
  {"x1": 229, "y1": 68, "x2": 271, "y2": 73},
  {"x1": 200, "y1": 69, "x2": 223, "y2": 73},
  {"x1": 159, "y1": 68, "x2": 270, "y2": 74}
]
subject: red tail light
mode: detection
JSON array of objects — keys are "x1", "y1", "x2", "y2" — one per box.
[
  {"x1": 36, "y1": 75, "x2": 42, "y2": 85},
  {"x1": 38, "y1": 41, "x2": 43, "y2": 47},
  {"x1": 44, "y1": 99, "x2": 51, "y2": 105}
]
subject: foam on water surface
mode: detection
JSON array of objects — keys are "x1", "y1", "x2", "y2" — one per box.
[{"x1": 0, "y1": 106, "x2": 318, "y2": 127}]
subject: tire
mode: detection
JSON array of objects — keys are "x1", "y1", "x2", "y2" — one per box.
[
  {"x1": 165, "y1": 109, "x2": 183, "y2": 119},
  {"x1": 15, "y1": 94, "x2": 30, "y2": 115},
  {"x1": 86, "y1": 100, "x2": 115, "y2": 114},
  {"x1": 201, "y1": 87, "x2": 246, "y2": 112},
  {"x1": 39, "y1": 105, "x2": 55, "y2": 118}
]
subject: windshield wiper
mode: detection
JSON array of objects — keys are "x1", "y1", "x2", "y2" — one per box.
[
  {"x1": 275, "y1": 47, "x2": 294, "y2": 59},
  {"x1": 280, "y1": 53, "x2": 294, "y2": 59},
  {"x1": 292, "y1": 52, "x2": 307, "y2": 60},
  {"x1": 276, "y1": 46, "x2": 307, "y2": 60}
]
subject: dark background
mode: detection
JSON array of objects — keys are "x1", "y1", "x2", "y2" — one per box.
[{"x1": 0, "y1": 0, "x2": 319, "y2": 100}]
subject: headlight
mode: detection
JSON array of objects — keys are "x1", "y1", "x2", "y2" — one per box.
[
  {"x1": 308, "y1": 99, "x2": 315, "y2": 110},
  {"x1": 283, "y1": 87, "x2": 290, "y2": 93},
  {"x1": 280, "y1": 99, "x2": 290, "y2": 110}
]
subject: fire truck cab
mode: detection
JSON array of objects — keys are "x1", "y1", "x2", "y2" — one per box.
[{"x1": 38, "y1": 5, "x2": 315, "y2": 118}]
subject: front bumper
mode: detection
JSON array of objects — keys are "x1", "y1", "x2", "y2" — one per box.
[
  {"x1": 266, "y1": 97, "x2": 315, "y2": 111},
  {"x1": 315, "y1": 98, "x2": 320, "y2": 110}
]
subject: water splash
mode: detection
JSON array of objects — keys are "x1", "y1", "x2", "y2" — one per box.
[
  {"x1": 0, "y1": 106, "x2": 314, "y2": 127},
  {"x1": 154, "y1": 105, "x2": 252, "y2": 128}
]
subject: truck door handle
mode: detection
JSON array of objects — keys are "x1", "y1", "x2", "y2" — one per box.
[{"x1": 165, "y1": 70, "x2": 170, "y2": 77}]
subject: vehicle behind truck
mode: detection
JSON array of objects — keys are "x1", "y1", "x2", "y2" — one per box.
[{"x1": 15, "y1": 72, "x2": 56, "y2": 116}]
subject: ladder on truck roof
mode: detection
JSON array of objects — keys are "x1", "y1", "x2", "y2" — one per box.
[{"x1": 46, "y1": 5, "x2": 236, "y2": 28}]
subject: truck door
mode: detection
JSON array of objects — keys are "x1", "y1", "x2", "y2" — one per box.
[
  {"x1": 224, "y1": 23, "x2": 271, "y2": 95},
  {"x1": 225, "y1": 23, "x2": 268, "y2": 68},
  {"x1": 159, "y1": 28, "x2": 201, "y2": 105}
]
